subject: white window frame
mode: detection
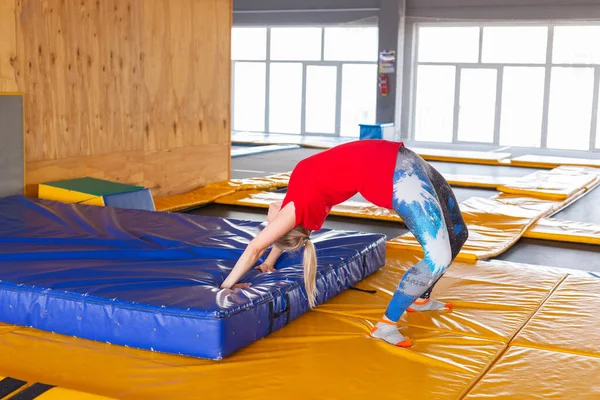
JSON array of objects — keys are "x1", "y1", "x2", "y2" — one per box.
[
  {"x1": 232, "y1": 26, "x2": 379, "y2": 137},
  {"x1": 407, "y1": 21, "x2": 600, "y2": 151}
]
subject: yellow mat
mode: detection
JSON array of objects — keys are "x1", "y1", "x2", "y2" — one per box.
[
  {"x1": 513, "y1": 275, "x2": 600, "y2": 358},
  {"x1": 388, "y1": 194, "x2": 564, "y2": 261},
  {"x1": 463, "y1": 346, "x2": 600, "y2": 399},
  {"x1": 497, "y1": 166, "x2": 600, "y2": 200},
  {"x1": 0, "y1": 375, "x2": 112, "y2": 399},
  {"x1": 0, "y1": 249, "x2": 596, "y2": 399},
  {"x1": 411, "y1": 147, "x2": 512, "y2": 165},
  {"x1": 443, "y1": 173, "x2": 513, "y2": 189},
  {"x1": 524, "y1": 218, "x2": 600, "y2": 245},
  {"x1": 511, "y1": 154, "x2": 600, "y2": 169},
  {"x1": 154, "y1": 173, "x2": 290, "y2": 212}
]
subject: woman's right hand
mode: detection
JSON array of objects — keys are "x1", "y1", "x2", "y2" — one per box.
[{"x1": 255, "y1": 263, "x2": 275, "y2": 273}]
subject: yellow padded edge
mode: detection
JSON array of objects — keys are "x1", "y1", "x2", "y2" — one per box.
[
  {"x1": 388, "y1": 193, "x2": 566, "y2": 261},
  {"x1": 497, "y1": 166, "x2": 600, "y2": 200},
  {"x1": 463, "y1": 346, "x2": 600, "y2": 399},
  {"x1": 411, "y1": 147, "x2": 512, "y2": 165},
  {"x1": 38, "y1": 185, "x2": 98, "y2": 204},
  {"x1": 512, "y1": 275, "x2": 600, "y2": 358},
  {"x1": 154, "y1": 187, "x2": 236, "y2": 212},
  {"x1": 524, "y1": 218, "x2": 600, "y2": 245},
  {"x1": 215, "y1": 190, "x2": 403, "y2": 222},
  {"x1": 154, "y1": 173, "x2": 291, "y2": 212},
  {"x1": 511, "y1": 154, "x2": 600, "y2": 169},
  {"x1": 443, "y1": 174, "x2": 513, "y2": 189},
  {"x1": 37, "y1": 387, "x2": 116, "y2": 400},
  {"x1": 79, "y1": 197, "x2": 105, "y2": 207}
]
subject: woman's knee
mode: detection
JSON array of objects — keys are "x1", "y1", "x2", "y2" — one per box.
[{"x1": 425, "y1": 242, "x2": 452, "y2": 272}]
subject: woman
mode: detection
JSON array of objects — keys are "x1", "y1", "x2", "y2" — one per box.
[{"x1": 220, "y1": 140, "x2": 468, "y2": 347}]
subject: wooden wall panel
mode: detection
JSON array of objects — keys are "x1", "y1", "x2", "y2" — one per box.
[
  {"x1": 140, "y1": 0, "x2": 231, "y2": 152},
  {"x1": 143, "y1": 144, "x2": 229, "y2": 196},
  {"x1": 0, "y1": 0, "x2": 18, "y2": 92},
  {"x1": 1, "y1": 0, "x2": 231, "y2": 197},
  {"x1": 26, "y1": 151, "x2": 145, "y2": 196}
]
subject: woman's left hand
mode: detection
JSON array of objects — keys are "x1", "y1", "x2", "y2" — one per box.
[
  {"x1": 255, "y1": 263, "x2": 275, "y2": 273},
  {"x1": 232, "y1": 283, "x2": 251, "y2": 289}
]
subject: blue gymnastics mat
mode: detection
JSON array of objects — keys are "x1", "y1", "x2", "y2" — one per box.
[{"x1": 0, "y1": 195, "x2": 386, "y2": 359}]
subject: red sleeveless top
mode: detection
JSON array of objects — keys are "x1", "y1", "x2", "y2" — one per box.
[{"x1": 281, "y1": 140, "x2": 403, "y2": 231}]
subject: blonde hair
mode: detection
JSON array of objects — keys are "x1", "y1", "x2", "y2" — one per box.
[{"x1": 275, "y1": 227, "x2": 318, "y2": 308}]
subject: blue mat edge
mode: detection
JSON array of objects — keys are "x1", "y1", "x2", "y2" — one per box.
[{"x1": 0, "y1": 235, "x2": 386, "y2": 360}]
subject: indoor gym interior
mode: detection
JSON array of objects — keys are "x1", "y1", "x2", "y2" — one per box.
[{"x1": 0, "y1": 0, "x2": 599, "y2": 399}]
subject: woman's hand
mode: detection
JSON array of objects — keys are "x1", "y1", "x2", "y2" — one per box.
[
  {"x1": 255, "y1": 262, "x2": 275, "y2": 273},
  {"x1": 220, "y1": 203, "x2": 296, "y2": 289},
  {"x1": 232, "y1": 283, "x2": 251, "y2": 289}
]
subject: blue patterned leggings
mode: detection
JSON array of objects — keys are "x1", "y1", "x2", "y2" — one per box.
[{"x1": 384, "y1": 146, "x2": 468, "y2": 322}]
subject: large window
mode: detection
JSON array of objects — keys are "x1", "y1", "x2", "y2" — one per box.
[
  {"x1": 232, "y1": 26, "x2": 378, "y2": 137},
  {"x1": 412, "y1": 24, "x2": 600, "y2": 151}
]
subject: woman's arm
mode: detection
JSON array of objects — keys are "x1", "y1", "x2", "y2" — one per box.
[
  {"x1": 220, "y1": 203, "x2": 296, "y2": 289},
  {"x1": 256, "y1": 245, "x2": 284, "y2": 273}
]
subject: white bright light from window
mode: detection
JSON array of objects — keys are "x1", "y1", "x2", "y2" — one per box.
[
  {"x1": 232, "y1": 28, "x2": 267, "y2": 61},
  {"x1": 418, "y1": 27, "x2": 479, "y2": 63},
  {"x1": 233, "y1": 62, "x2": 266, "y2": 131},
  {"x1": 458, "y1": 69, "x2": 497, "y2": 143},
  {"x1": 269, "y1": 63, "x2": 303, "y2": 134},
  {"x1": 547, "y1": 67, "x2": 594, "y2": 151},
  {"x1": 553, "y1": 26, "x2": 600, "y2": 64},
  {"x1": 415, "y1": 65, "x2": 456, "y2": 142},
  {"x1": 305, "y1": 66, "x2": 337, "y2": 134},
  {"x1": 340, "y1": 64, "x2": 377, "y2": 137},
  {"x1": 500, "y1": 67, "x2": 545, "y2": 147},
  {"x1": 324, "y1": 27, "x2": 379, "y2": 62},
  {"x1": 270, "y1": 28, "x2": 322, "y2": 61},
  {"x1": 482, "y1": 26, "x2": 548, "y2": 64},
  {"x1": 597, "y1": 92, "x2": 600, "y2": 148}
]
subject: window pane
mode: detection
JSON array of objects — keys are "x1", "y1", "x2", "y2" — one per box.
[
  {"x1": 269, "y1": 63, "x2": 302, "y2": 134},
  {"x1": 232, "y1": 28, "x2": 267, "y2": 61},
  {"x1": 458, "y1": 69, "x2": 497, "y2": 143},
  {"x1": 271, "y1": 28, "x2": 322, "y2": 61},
  {"x1": 482, "y1": 26, "x2": 547, "y2": 64},
  {"x1": 324, "y1": 27, "x2": 378, "y2": 62},
  {"x1": 305, "y1": 66, "x2": 337, "y2": 134},
  {"x1": 597, "y1": 89, "x2": 600, "y2": 148},
  {"x1": 418, "y1": 27, "x2": 479, "y2": 63},
  {"x1": 548, "y1": 67, "x2": 594, "y2": 151},
  {"x1": 553, "y1": 26, "x2": 600, "y2": 64},
  {"x1": 415, "y1": 65, "x2": 456, "y2": 142},
  {"x1": 500, "y1": 67, "x2": 545, "y2": 147},
  {"x1": 340, "y1": 64, "x2": 377, "y2": 137},
  {"x1": 233, "y1": 62, "x2": 266, "y2": 131}
]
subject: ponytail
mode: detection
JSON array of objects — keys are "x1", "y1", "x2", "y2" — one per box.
[
  {"x1": 303, "y1": 238, "x2": 317, "y2": 308},
  {"x1": 275, "y1": 227, "x2": 318, "y2": 308}
]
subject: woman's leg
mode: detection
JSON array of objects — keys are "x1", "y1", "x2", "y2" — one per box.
[
  {"x1": 407, "y1": 166, "x2": 468, "y2": 312},
  {"x1": 370, "y1": 148, "x2": 456, "y2": 347}
]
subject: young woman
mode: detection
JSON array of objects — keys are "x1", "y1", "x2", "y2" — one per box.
[{"x1": 220, "y1": 140, "x2": 468, "y2": 347}]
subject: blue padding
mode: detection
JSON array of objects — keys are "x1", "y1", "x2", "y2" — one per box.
[
  {"x1": 0, "y1": 196, "x2": 385, "y2": 359},
  {"x1": 103, "y1": 188, "x2": 156, "y2": 211},
  {"x1": 359, "y1": 123, "x2": 394, "y2": 140},
  {"x1": 231, "y1": 144, "x2": 301, "y2": 158}
]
